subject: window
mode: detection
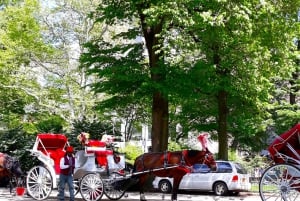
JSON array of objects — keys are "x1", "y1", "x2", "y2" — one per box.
[
  {"x1": 234, "y1": 163, "x2": 248, "y2": 174},
  {"x1": 191, "y1": 164, "x2": 210, "y2": 173},
  {"x1": 216, "y1": 162, "x2": 232, "y2": 173}
]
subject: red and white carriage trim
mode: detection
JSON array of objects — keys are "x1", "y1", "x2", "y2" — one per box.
[
  {"x1": 26, "y1": 133, "x2": 126, "y2": 201},
  {"x1": 259, "y1": 123, "x2": 300, "y2": 201}
]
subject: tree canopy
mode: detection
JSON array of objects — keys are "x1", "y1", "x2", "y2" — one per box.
[
  {"x1": 81, "y1": 0, "x2": 300, "y2": 158},
  {"x1": 0, "y1": 0, "x2": 298, "y2": 162}
]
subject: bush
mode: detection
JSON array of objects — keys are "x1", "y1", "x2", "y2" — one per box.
[
  {"x1": 119, "y1": 143, "x2": 143, "y2": 165},
  {"x1": 0, "y1": 127, "x2": 38, "y2": 172}
]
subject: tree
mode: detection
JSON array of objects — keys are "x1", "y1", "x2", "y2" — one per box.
[
  {"x1": 81, "y1": 1, "x2": 196, "y2": 152},
  {"x1": 81, "y1": 0, "x2": 299, "y2": 156},
  {"x1": 0, "y1": 0, "x2": 108, "y2": 133},
  {"x1": 180, "y1": 1, "x2": 300, "y2": 159},
  {"x1": 0, "y1": 0, "x2": 53, "y2": 129},
  {"x1": 25, "y1": 0, "x2": 104, "y2": 128}
]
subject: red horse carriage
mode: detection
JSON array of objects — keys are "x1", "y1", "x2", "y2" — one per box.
[
  {"x1": 26, "y1": 133, "x2": 216, "y2": 201},
  {"x1": 259, "y1": 123, "x2": 300, "y2": 201}
]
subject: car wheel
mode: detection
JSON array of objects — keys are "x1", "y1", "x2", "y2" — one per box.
[
  {"x1": 213, "y1": 182, "x2": 228, "y2": 196},
  {"x1": 158, "y1": 180, "x2": 172, "y2": 193}
]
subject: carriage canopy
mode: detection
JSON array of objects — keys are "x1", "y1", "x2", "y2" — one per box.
[
  {"x1": 34, "y1": 133, "x2": 68, "y2": 151},
  {"x1": 268, "y1": 123, "x2": 300, "y2": 164},
  {"x1": 32, "y1": 133, "x2": 68, "y2": 174}
]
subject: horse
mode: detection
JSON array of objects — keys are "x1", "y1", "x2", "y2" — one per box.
[
  {"x1": 132, "y1": 149, "x2": 216, "y2": 201},
  {"x1": 0, "y1": 153, "x2": 24, "y2": 192}
]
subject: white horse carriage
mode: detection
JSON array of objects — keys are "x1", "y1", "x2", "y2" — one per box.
[{"x1": 26, "y1": 133, "x2": 127, "y2": 201}]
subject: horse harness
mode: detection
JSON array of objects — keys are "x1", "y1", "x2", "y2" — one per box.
[
  {"x1": 139, "y1": 150, "x2": 189, "y2": 172},
  {"x1": 164, "y1": 150, "x2": 210, "y2": 168},
  {"x1": 163, "y1": 151, "x2": 187, "y2": 168}
]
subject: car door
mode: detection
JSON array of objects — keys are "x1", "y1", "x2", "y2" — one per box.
[{"x1": 179, "y1": 164, "x2": 212, "y2": 191}]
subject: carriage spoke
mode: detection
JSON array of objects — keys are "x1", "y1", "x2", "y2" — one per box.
[
  {"x1": 260, "y1": 164, "x2": 300, "y2": 201},
  {"x1": 26, "y1": 166, "x2": 52, "y2": 200},
  {"x1": 80, "y1": 173, "x2": 104, "y2": 201},
  {"x1": 103, "y1": 172, "x2": 126, "y2": 200}
]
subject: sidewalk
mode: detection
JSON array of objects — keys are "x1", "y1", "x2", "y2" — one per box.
[{"x1": 0, "y1": 187, "x2": 261, "y2": 201}]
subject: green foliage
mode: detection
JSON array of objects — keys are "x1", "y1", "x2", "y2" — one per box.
[
  {"x1": 271, "y1": 104, "x2": 300, "y2": 134},
  {"x1": 168, "y1": 140, "x2": 185, "y2": 151},
  {"x1": 68, "y1": 118, "x2": 120, "y2": 149},
  {"x1": 172, "y1": 0, "x2": 299, "y2": 157},
  {"x1": 0, "y1": 0, "x2": 52, "y2": 66},
  {"x1": 119, "y1": 143, "x2": 143, "y2": 165},
  {"x1": 22, "y1": 122, "x2": 38, "y2": 134},
  {"x1": 228, "y1": 149, "x2": 237, "y2": 161},
  {"x1": 0, "y1": 0, "x2": 298, "y2": 164},
  {"x1": 0, "y1": 0, "x2": 55, "y2": 132},
  {"x1": 81, "y1": 0, "x2": 300, "y2": 156},
  {"x1": 240, "y1": 155, "x2": 270, "y2": 175},
  {"x1": 35, "y1": 115, "x2": 65, "y2": 133},
  {"x1": 71, "y1": 117, "x2": 118, "y2": 138},
  {"x1": 0, "y1": 127, "x2": 38, "y2": 172}
]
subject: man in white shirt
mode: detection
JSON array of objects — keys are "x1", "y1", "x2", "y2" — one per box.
[{"x1": 58, "y1": 146, "x2": 75, "y2": 201}]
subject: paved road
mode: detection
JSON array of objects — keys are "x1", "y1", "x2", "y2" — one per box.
[{"x1": 0, "y1": 188, "x2": 262, "y2": 201}]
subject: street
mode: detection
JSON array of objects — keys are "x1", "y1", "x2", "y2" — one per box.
[{"x1": 0, "y1": 188, "x2": 262, "y2": 201}]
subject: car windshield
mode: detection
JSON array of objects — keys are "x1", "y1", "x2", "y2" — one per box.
[{"x1": 234, "y1": 163, "x2": 248, "y2": 174}]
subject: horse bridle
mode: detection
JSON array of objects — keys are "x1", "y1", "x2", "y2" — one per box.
[{"x1": 203, "y1": 152, "x2": 214, "y2": 164}]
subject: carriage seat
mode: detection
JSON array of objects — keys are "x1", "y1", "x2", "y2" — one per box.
[
  {"x1": 94, "y1": 150, "x2": 113, "y2": 167},
  {"x1": 85, "y1": 140, "x2": 106, "y2": 153},
  {"x1": 84, "y1": 140, "x2": 112, "y2": 167}
]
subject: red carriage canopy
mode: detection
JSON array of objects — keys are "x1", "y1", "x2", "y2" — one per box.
[
  {"x1": 268, "y1": 123, "x2": 300, "y2": 164},
  {"x1": 36, "y1": 133, "x2": 68, "y2": 150},
  {"x1": 35, "y1": 134, "x2": 68, "y2": 174}
]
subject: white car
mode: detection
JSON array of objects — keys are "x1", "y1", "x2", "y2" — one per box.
[{"x1": 152, "y1": 161, "x2": 251, "y2": 196}]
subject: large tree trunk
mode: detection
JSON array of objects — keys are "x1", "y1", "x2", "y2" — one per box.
[
  {"x1": 139, "y1": 12, "x2": 169, "y2": 152},
  {"x1": 214, "y1": 49, "x2": 229, "y2": 160},
  {"x1": 152, "y1": 91, "x2": 169, "y2": 152},
  {"x1": 217, "y1": 89, "x2": 228, "y2": 160}
]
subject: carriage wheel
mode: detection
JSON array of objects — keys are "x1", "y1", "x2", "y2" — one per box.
[
  {"x1": 259, "y1": 164, "x2": 300, "y2": 201},
  {"x1": 80, "y1": 173, "x2": 104, "y2": 201},
  {"x1": 26, "y1": 166, "x2": 53, "y2": 200},
  {"x1": 103, "y1": 172, "x2": 126, "y2": 200}
]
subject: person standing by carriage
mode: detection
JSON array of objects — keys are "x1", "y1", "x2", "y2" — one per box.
[{"x1": 58, "y1": 146, "x2": 75, "y2": 201}]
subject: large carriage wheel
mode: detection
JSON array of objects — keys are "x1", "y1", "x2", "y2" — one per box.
[
  {"x1": 26, "y1": 166, "x2": 53, "y2": 200},
  {"x1": 80, "y1": 173, "x2": 104, "y2": 201},
  {"x1": 103, "y1": 172, "x2": 126, "y2": 200},
  {"x1": 259, "y1": 164, "x2": 300, "y2": 201}
]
